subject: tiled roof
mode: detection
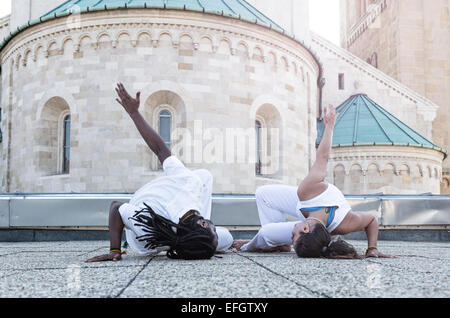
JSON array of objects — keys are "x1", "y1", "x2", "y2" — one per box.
[
  {"x1": 317, "y1": 94, "x2": 447, "y2": 158},
  {"x1": 0, "y1": 0, "x2": 285, "y2": 50}
]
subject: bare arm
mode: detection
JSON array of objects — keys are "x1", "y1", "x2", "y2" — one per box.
[
  {"x1": 298, "y1": 105, "x2": 337, "y2": 199},
  {"x1": 85, "y1": 201, "x2": 125, "y2": 262},
  {"x1": 115, "y1": 83, "x2": 171, "y2": 165},
  {"x1": 335, "y1": 212, "x2": 396, "y2": 258}
]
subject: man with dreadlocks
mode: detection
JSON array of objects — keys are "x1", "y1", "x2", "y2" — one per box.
[{"x1": 86, "y1": 83, "x2": 233, "y2": 262}]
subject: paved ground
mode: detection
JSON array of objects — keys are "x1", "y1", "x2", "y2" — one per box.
[{"x1": 0, "y1": 240, "x2": 448, "y2": 298}]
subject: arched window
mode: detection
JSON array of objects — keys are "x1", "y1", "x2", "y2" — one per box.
[
  {"x1": 371, "y1": 52, "x2": 378, "y2": 68},
  {"x1": 38, "y1": 97, "x2": 71, "y2": 176},
  {"x1": 255, "y1": 120, "x2": 262, "y2": 175},
  {"x1": 62, "y1": 114, "x2": 71, "y2": 173},
  {"x1": 159, "y1": 110, "x2": 172, "y2": 149},
  {"x1": 255, "y1": 105, "x2": 282, "y2": 178}
]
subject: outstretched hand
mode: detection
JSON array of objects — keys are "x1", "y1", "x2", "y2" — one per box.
[
  {"x1": 85, "y1": 252, "x2": 123, "y2": 263},
  {"x1": 323, "y1": 104, "x2": 338, "y2": 128},
  {"x1": 115, "y1": 83, "x2": 141, "y2": 116}
]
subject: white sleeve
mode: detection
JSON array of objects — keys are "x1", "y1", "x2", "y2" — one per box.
[
  {"x1": 240, "y1": 221, "x2": 300, "y2": 252},
  {"x1": 216, "y1": 227, "x2": 234, "y2": 252},
  {"x1": 118, "y1": 203, "x2": 141, "y2": 231},
  {"x1": 162, "y1": 155, "x2": 190, "y2": 176}
]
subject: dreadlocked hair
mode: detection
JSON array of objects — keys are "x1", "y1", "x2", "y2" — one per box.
[
  {"x1": 130, "y1": 203, "x2": 217, "y2": 260},
  {"x1": 294, "y1": 222, "x2": 362, "y2": 259}
]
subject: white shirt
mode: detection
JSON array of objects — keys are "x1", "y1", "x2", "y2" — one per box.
[{"x1": 119, "y1": 156, "x2": 233, "y2": 255}]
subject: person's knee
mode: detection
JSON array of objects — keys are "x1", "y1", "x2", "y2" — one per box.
[
  {"x1": 255, "y1": 185, "x2": 272, "y2": 201},
  {"x1": 258, "y1": 224, "x2": 279, "y2": 246}
]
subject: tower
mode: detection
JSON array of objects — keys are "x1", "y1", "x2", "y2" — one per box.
[
  {"x1": 340, "y1": 0, "x2": 450, "y2": 193},
  {"x1": 246, "y1": 0, "x2": 311, "y2": 44},
  {"x1": 9, "y1": 0, "x2": 67, "y2": 31}
]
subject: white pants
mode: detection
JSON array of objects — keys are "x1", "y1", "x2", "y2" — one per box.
[
  {"x1": 241, "y1": 185, "x2": 305, "y2": 252},
  {"x1": 194, "y1": 170, "x2": 234, "y2": 252}
]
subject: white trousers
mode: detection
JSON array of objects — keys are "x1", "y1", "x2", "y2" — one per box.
[
  {"x1": 193, "y1": 169, "x2": 234, "y2": 252},
  {"x1": 241, "y1": 185, "x2": 305, "y2": 252}
]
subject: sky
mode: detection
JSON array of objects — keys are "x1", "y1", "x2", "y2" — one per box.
[
  {"x1": 0, "y1": 0, "x2": 341, "y2": 45},
  {"x1": 0, "y1": 1, "x2": 10, "y2": 19},
  {"x1": 309, "y1": 0, "x2": 341, "y2": 45}
]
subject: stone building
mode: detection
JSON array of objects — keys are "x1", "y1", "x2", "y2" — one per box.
[
  {"x1": 317, "y1": 94, "x2": 446, "y2": 194},
  {"x1": 0, "y1": 0, "x2": 447, "y2": 195},
  {"x1": 340, "y1": 0, "x2": 450, "y2": 193}
]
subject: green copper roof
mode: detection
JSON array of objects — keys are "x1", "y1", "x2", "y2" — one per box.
[
  {"x1": 42, "y1": 0, "x2": 284, "y2": 31},
  {"x1": 0, "y1": 0, "x2": 286, "y2": 50},
  {"x1": 317, "y1": 94, "x2": 447, "y2": 158}
]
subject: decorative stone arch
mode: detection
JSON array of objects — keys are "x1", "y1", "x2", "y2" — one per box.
[
  {"x1": 142, "y1": 88, "x2": 188, "y2": 170},
  {"x1": 34, "y1": 43, "x2": 44, "y2": 61},
  {"x1": 157, "y1": 31, "x2": 174, "y2": 48},
  {"x1": 426, "y1": 166, "x2": 433, "y2": 178},
  {"x1": 198, "y1": 34, "x2": 214, "y2": 53},
  {"x1": 366, "y1": 162, "x2": 381, "y2": 174},
  {"x1": 96, "y1": 31, "x2": 113, "y2": 49},
  {"x1": 35, "y1": 97, "x2": 71, "y2": 176},
  {"x1": 348, "y1": 163, "x2": 366, "y2": 193},
  {"x1": 135, "y1": 30, "x2": 152, "y2": 47},
  {"x1": 280, "y1": 56, "x2": 289, "y2": 72},
  {"x1": 115, "y1": 30, "x2": 132, "y2": 42},
  {"x1": 267, "y1": 51, "x2": 277, "y2": 66},
  {"x1": 443, "y1": 178, "x2": 450, "y2": 188},
  {"x1": 251, "y1": 97, "x2": 286, "y2": 179},
  {"x1": 78, "y1": 33, "x2": 94, "y2": 51},
  {"x1": 178, "y1": 33, "x2": 195, "y2": 50},
  {"x1": 37, "y1": 89, "x2": 78, "y2": 121},
  {"x1": 217, "y1": 37, "x2": 233, "y2": 55},
  {"x1": 60, "y1": 36, "x2": 74, "y2": 55},
  {"x1": 383, "y1": 162, "x2": 397, "y2": 174},
  {"x1": 382, "y1": 162, "x2": 397, "y2": 186},
  {"x1": 300, "y1": 65, "x2": 305, "y2": 82},
  {"x1": 434, "y1": 167, "x2": 439, "y2": 179},
  {"x1": 236, "y1": 40, "x2": 250, "y2": 58},
  {"x1": 47, "y1": 40, "x2": 60, "y2": 57},
  {"x1": 252, "y1": 45, "x2": 265, "y2": 62},
  {"x1": 291, "y1": 61, "x2": 298, "y2": 75},
  {"x1": 115, "y1": 30, "x2": 133, "y2": 48},
  {"x1": 413, "y1": 164, "x2": 424, "y2": 177},
  {"x1": 23, "y1": 49, "x2": 32, "y2": 67},
  {"x1": 398, "y1": 163, "x2": 411, "y2": 176},
  {"x1": 15, "y1": 54, "x2": 21, "y2": 70},
  {"x1": 333, "y1": 164, "x2": 346, "y2": 189}
]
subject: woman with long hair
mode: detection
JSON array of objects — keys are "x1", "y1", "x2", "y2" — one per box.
[
  {"x1": 233, "y1": 105, "x2": 395, "y2": 259},
  {"x1": 86, "y1": 83, "x2": 233, "y2": 262}
]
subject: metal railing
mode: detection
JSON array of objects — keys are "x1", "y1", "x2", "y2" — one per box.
[{"x1": 0, "y1": 193, "x2": 449, "y2": 229}]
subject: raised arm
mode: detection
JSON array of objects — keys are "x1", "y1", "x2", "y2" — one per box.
[
  {"x1": 115, "y1": 83, "x2": 171, "y2": 165},
  {"x1": 298, "y1": 105, "x2": 338, "y2": 200}
]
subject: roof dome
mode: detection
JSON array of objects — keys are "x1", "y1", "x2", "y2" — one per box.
[
  {"x1": 317, "y1": 94, "x2": 447, "y2": 158},
  {"x1": 42, "y1": 0, "x2": 283, "y2": 32},
  {"x1": 1, "y1": 0, "x2": 287, "y2": 51}
]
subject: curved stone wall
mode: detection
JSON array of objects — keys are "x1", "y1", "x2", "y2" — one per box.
[
  {"x1": 328, "y1": 145, "x2": 445, "y2": 194},
  {"x1": 0, "y1": 9, "x2": 320, "y2": 193}
]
